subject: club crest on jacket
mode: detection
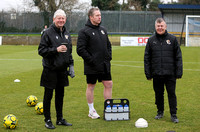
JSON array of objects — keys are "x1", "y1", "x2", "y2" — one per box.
[
  {"x1": 101, "y1": 30, "x2": 105, "y2": 34},
  {"x1": 65, "y1": 35, "x2": 69, "y2": 39},
  {"x1": 166, "y1": 40, "x2": 171, "y2": 45}
]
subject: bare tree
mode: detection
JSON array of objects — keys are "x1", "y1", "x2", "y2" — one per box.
[
  {"x1": 127, "y1": 0, "x2": 142, "y2": 11},
  {"x1": 125, "y1": 0, "x2": 150, "y2": 11},
  {"x1": 24, "y1": 0, "x2": 79, "y2": 13},
  {"x1": 91, "y1": 0, "x2": 120, "y2": 10},
  {"x1": 23, "y1": 0, "x2": 88, "y2": 26},
  {"x1": 178, "y1": 0, "x2": 200, "y2": 4},
  {"x1": 148, "y1": 0, "x2": 162, "y2": 11}
]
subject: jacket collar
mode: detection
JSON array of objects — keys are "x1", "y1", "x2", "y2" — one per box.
[
  {"x1": 85, "y1": 19, "x2": 101, "y2": 29},
  {"x1": 155, "y1": 30, "x2": 168, "y2": 37},
  {"x1": 51, "y1": 23, "x2": 66, "y2": 33}
]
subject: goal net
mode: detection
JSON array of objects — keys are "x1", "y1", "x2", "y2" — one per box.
[{"x1": 185, "y1": 15, "x2": 200, "y2": 46}]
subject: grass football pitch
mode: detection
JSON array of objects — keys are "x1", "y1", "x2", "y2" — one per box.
[{"x1": 0, "y1": 45, "x2": 200, "y2": 132}]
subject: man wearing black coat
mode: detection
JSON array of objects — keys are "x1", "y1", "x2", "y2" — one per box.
[
  {"x1": 77, "y1": 7, "x2": 113, "y2": 119},
  {"x1": 38, "y1": 9, "x2": 74, "y2": 129},
  {"x1": 144, "y1": 18, "x2": 183, "y2": 123}
]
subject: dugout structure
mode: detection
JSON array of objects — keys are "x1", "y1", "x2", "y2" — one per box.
[{"x1": 158, "y1": 4, "x2": 200, "y2": 46}]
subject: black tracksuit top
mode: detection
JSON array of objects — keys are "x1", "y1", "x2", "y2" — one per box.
[
  {"x1": 144, "y1": 31, "x2": 183, "y2": 79},
  {"x1": 77, "y1": 19, "x2": 112, "y2": 74},
  {"x1": 38, "y1": 24, "x2": 73, "y2": 70}
]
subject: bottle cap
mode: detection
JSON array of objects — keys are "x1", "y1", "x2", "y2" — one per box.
[
  {"x1": 124, "y1": 104, "x2": 129, "y2": 107},
  {"x1": 106, "y1": 105, "x2": 111, "y2": 108}
]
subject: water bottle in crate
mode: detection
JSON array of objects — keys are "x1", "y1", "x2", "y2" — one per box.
[{"x1": 105, "y1": 105, "x2": 112, "y2": 120}]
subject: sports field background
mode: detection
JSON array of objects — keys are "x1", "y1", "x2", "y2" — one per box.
[{"x1": 0, "y1": 45, "x2": 200, "y2": 131}]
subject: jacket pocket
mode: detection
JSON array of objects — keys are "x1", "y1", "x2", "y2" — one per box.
[{"x1": 53, "y1": 53, "x2": 69, "y2": 70}]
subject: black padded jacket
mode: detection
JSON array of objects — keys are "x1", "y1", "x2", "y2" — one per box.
[{"x1": 144, "y1": 31, "x2": 183, "y2": 79}]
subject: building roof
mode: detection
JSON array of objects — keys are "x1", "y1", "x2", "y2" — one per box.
[
  {"x1": 158, "y1": 4, "x2": 200, "y2": 10},
  {"x1": 158, "y1": 4, "x2": 200, "y2": 14}
]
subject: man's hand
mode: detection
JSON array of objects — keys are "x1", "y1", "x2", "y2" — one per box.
[{"x1": 57, "y1": 45, "x2": 67, "y2": 52}]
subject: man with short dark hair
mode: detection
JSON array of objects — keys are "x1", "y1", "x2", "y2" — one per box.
[
  {"x1": 77, "y1": 7, "x2": 113, "y2": 119},
  {"x1": 144, "y1": 18, "x2": 183, "y2": 123}
]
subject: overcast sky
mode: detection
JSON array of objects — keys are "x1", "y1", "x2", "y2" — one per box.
[
  {"x1": 0, "y1": 0, "x2": 23, "y2": 11},
  {"x1": 0, "y1": 0, "x2": 178, "y2": 12},
  {"x1": 0, "y1": 0, "x2": 91, "y2": 12}
]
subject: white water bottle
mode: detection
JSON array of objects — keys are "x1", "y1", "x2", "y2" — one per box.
[
  {"x1": 112, "y1": 105, "x2": 117, "y2": 120},
  {"x1": 118, "y1": 105, "x2": 124, "y2": 120},
  {"x1": 123, "y1": 104, "x2": 129, "y2": 120},
  {"x1": 112, "y1": 105, "x2": 117, "y2": 112},
  {"x1": 105, "y1": 105, "x2": 112, "y2": 120},
  {"x1": 106, "y1": 105, "x2": 111, "y2": 112}
]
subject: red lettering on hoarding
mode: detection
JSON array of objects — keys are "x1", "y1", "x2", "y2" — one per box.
[
  {"x1": 144, "y1": 38, "x2": 148, "y2": 43},
  {"x1": 138, "y1": 37, "x2": 149, "y2": 44},
  {"x1": 138, "y1": 38, "x2": 143, "y2": 43}
]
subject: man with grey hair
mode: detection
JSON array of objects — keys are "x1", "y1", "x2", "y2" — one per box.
[
  {"x1": 38, "y1": 9, "x2": 74, "y2": 129},
  {"x1": 77, "y1": 7, "x2": 113, "y2": 119},
  {"x1": 144, "y1": 18, "x2": 183, "y2": 123}
]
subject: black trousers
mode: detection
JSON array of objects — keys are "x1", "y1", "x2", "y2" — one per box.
[
  {"x1": 43, "y1": 86, "x2": 64, "y2": 121},
  {"x1": 153, "y1": 76, "x2": 177, "y2": 115}
]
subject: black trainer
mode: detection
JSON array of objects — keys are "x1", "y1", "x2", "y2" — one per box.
[
  {"x1": 171, "y1": 114, "x2": 179, "y2": 123},
  {"x1": 56, "y1": 118, "x2": 72, "y2": 126},
  {"x1": 45, "y1": 120, "x2": 55, "y2": 129},
  {"x1": 155, "y1": 112, "x2": 164, "y2": 119}
]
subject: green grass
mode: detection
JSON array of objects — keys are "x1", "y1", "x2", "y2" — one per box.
[
  {"x1": 0, "y1": 45, "x2": 200, "y2": 132},
  {"x1": 0, "y1": 34, "x2": 41, "y2": 36}
]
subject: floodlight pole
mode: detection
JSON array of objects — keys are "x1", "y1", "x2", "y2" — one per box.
[
  {"x1": 180, "y1": 14, "x2": 186, "y2": 46},
  {"x1": 119, "y1": 6, "x2": 122, "y2": 33}
]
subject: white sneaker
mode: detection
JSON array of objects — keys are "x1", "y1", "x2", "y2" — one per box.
[{"x1": 88, "y1": 110, "x2": 100, "y2": 119}]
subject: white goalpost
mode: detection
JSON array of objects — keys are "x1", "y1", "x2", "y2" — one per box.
[{"x1": 185, "y1": 15, "x2": 200, "y2": 47}]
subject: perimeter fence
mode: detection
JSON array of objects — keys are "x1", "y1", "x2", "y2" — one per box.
[{"x1": 0, "y1": 11, "x2": 161, "y2": 34}]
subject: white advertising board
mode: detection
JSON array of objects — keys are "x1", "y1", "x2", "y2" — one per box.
[
  {"x1": 120, "y1": 37, "x2": 149, "y2": 46},
  {"x1": 0, "y1": 36, "x2": 2, "y2": 45}
]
